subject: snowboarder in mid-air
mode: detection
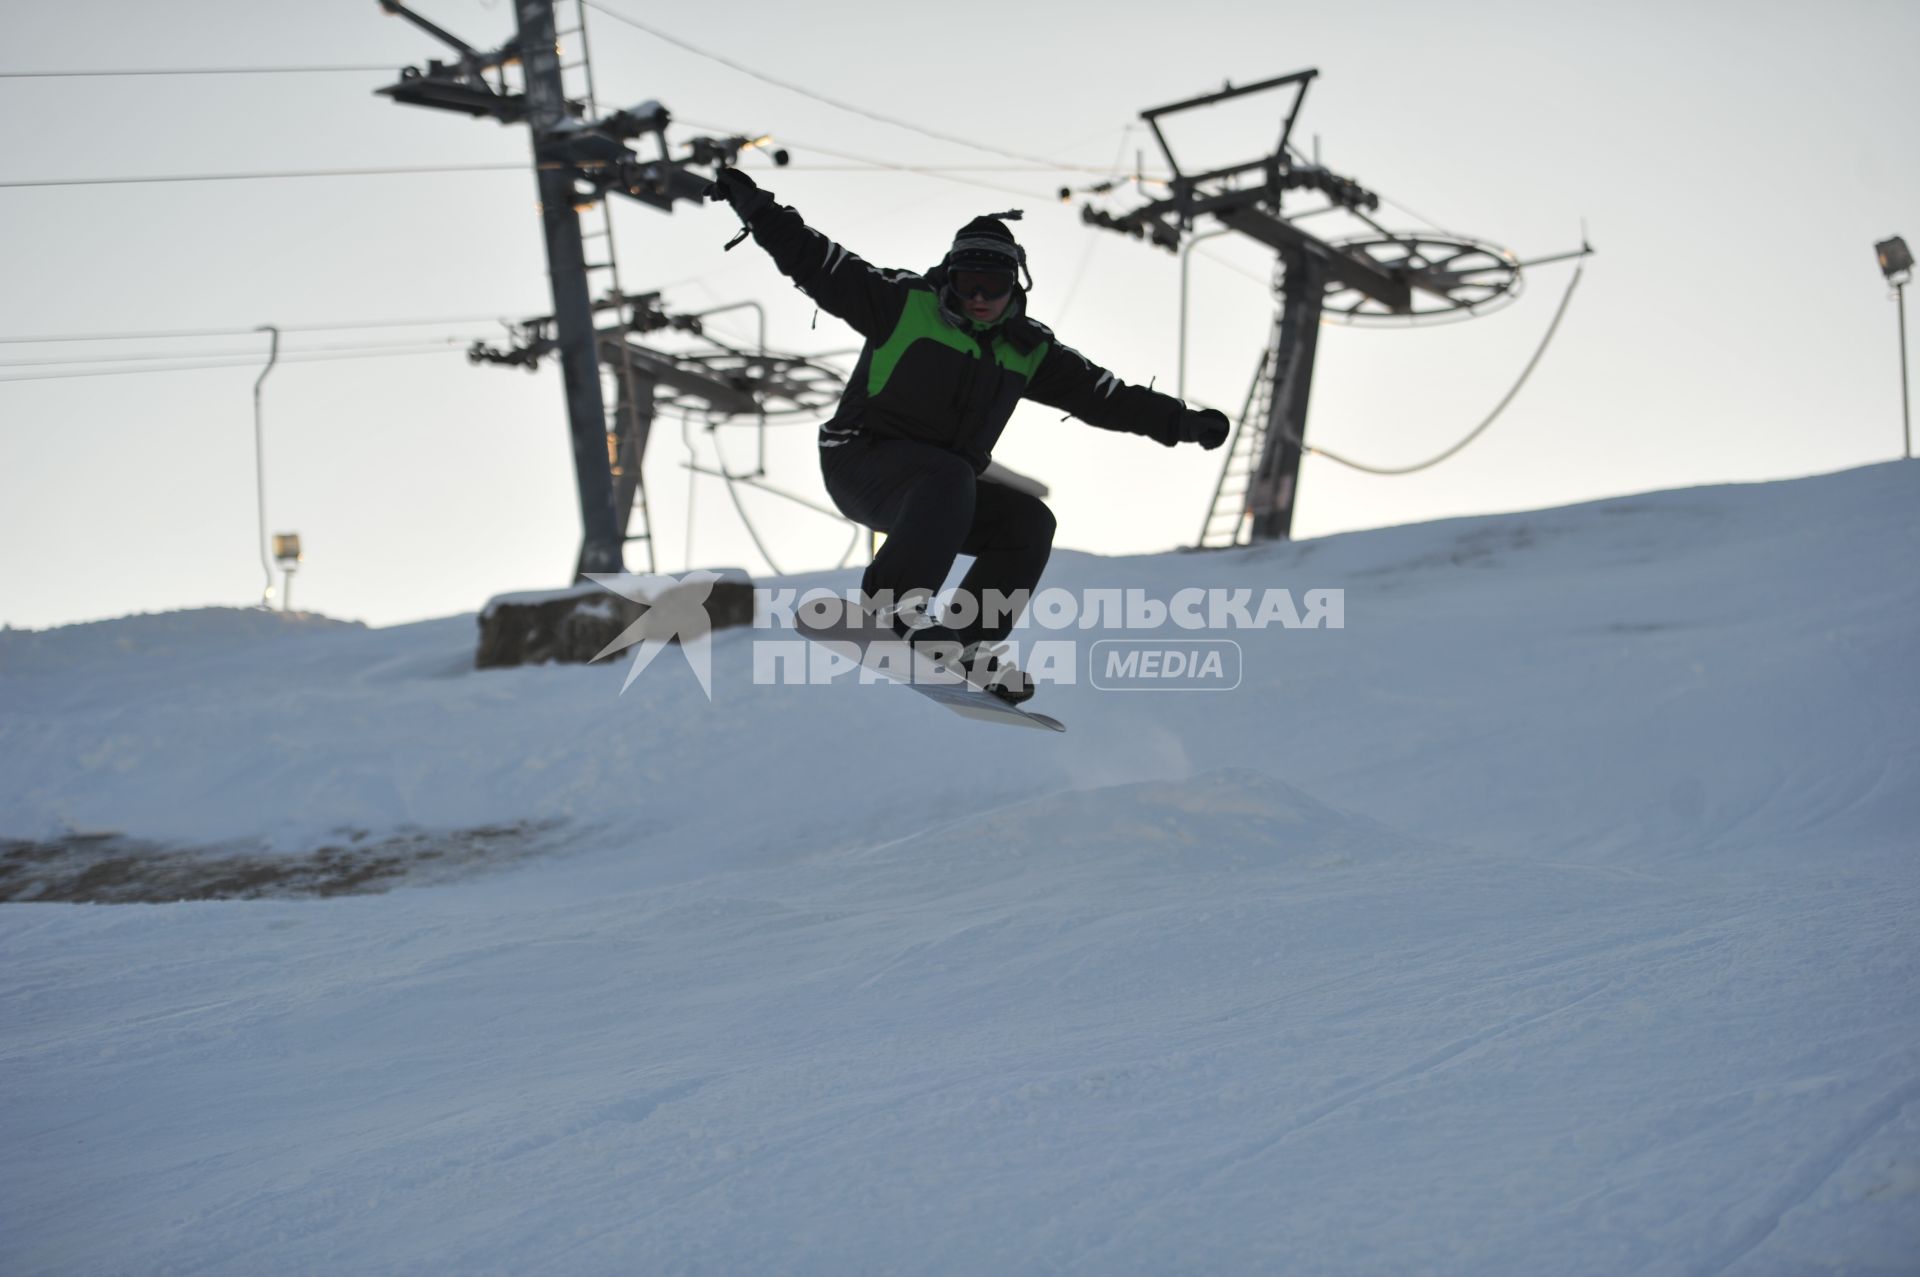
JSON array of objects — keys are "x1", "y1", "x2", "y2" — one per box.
[{"x1": 707, "y1": 168, "x2": 1229, "y2": 704}]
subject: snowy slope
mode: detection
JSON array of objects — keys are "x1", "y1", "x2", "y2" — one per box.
[{"x1": 3, "y1": 462, "x2": 1918, "y2": 1275}]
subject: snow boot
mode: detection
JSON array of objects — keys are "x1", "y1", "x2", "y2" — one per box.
[{"x1": 950, "y1": 640, "x2": 1036, "y2": 705}]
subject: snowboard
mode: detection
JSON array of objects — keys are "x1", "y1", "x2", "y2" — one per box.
[{"x1": 793, "y1": 601, "x2": 1066, "y2": 732}]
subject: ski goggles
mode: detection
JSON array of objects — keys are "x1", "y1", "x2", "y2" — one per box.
[{"x1": 950, "y1": 269, "x2": 1015, "y2": 301}]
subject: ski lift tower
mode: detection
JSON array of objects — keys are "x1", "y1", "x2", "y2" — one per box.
[
  {"x1": 1082, "y1": 70, "x2": 1587, "y2": 544},
  {"x1": 374, "y1": 0, "x2": 785, "y2": 578},
  {"x1": 469, "y1": 290, "x2": 848, "y2": 564}
]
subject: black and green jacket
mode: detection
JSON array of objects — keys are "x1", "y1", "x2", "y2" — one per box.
[{"x1": 743, "y1": 201, "x2": 1188, "y2": 472}]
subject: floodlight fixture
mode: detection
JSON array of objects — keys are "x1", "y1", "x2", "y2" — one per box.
[
  {"x1": 1876, "y1": 235, "x2": 1912, "y2": 286},
  {"x1": 272, "y1": 533, "x2": 303, "y2": 611},
  {"x1": 1875, "y1": 236, "x2": 1911, "y2": 459}
]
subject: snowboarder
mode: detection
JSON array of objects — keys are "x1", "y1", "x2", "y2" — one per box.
[{"x1": 707, "y1": 168, "x2": 1229, "y2": 703}]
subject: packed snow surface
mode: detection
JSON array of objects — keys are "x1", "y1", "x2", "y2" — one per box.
[{"x1": 3, "y1": 463, "x2": 1918, "y2": 1274}]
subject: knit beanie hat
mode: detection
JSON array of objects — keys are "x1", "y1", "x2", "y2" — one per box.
[{"x1": 944, "y1": 210, "x2": 1032, "y2": 289}]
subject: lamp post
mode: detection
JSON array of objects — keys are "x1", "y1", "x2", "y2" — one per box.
[
  {"x1": 1876, "y1": 236, "x2": 1912, "y2": 460},
  {"x1": 253, "y1": 325, "x2": 280, "y2": 606},
  {"x1": 272, "y1": 533, "x2": 303, "y2": 612}
]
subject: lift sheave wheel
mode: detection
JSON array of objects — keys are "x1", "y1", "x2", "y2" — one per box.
[{"x1": 1321, "y1": 234, "x2": 1523, "y2": 326}]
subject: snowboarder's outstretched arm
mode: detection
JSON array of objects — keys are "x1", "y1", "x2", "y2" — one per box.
[
  {"x1": 1023, "y1": 331, "x2": 1230, "y2": 449},
  {"x1": 706, "y1": 168, "x2": 911, "y2": 342}
]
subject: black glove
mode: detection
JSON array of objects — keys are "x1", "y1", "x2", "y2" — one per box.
[
  {"x1": 1179, "y1": 407, "x2": 1230, "y2": 450},
  {"x1": 703, "y1": 166, "x2": 774, "y2": 223}
]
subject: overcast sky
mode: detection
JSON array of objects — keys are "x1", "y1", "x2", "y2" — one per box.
[{"x1": 2, "y1": 0, "x2": 1915, "y2": 630}]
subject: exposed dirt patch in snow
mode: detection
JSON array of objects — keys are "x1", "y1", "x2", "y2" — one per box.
[{"x1": 0, "y1": 820, "x2": 565, "y2": 903}]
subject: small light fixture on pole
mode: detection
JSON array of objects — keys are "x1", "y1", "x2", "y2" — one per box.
[
  {"x1": 272, "y1": 534, "x2": 304, "y2": 612},
  {"x1": 1875, "y1": 236, "x2": 1912, "y2": 460}
]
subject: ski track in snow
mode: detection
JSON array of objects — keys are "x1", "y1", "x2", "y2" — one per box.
[
  {"x1": 1692, "y1": 1071, "x2": 1920, "y2": 1277},
  {"x1": 3, "y1": 463, "x2": 1920, "y2": 1274}
]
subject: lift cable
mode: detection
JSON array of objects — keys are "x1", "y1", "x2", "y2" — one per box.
[
  {"x1": 583, "y1": 1, "x2": 1083, "y2": 173},
  {"x1": 0, "y1": 64, "x2": 401, "y2": 79},
  {"x1": 0, "y1": 312, "x2": 538, "y2": 346},
  {"x1": 0, "y1": 344, "x2": 465, "y2": 385},
  {"x1": 0, "y1": 162, "x2": 523, "y2": 190},
  {"x1": 0, "y1": 335, "x2": 473, "y2": 369},
  {"x1": 1287, "y1": 262, "x2": 1587, "y2": 476}
]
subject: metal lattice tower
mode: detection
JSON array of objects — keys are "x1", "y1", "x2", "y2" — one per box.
[
  {"x1": 1199, "y1": 249, "x2": 1328, "y2": 546},
  {"x1": 377, "y1": 0, "x2": 771, "y2": 580},
  {"x1": 557, "y1": 0, "x2": 655, "y2": 572},
  {"x1": 1198, "y1": 332, "x2": 1275, "y2": 548},
  {"x1": 1082, "y1": 70, "x2": 1588, "y2": 546}
]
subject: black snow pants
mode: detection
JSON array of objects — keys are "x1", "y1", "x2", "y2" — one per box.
[{"x1": 821, "y1": 435, "x2": 1055, "y2": 648}]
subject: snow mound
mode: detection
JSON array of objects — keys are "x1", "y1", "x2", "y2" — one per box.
[
  {"x1": 2, "y1": 463, "x2": 1919, "y2": 1274},
  {"x1": 0, "y1": 605, "x2": 362, "y2": 676},
  {"x1": 847, "y1": 767, "x2": 1438, "y2": 879}
]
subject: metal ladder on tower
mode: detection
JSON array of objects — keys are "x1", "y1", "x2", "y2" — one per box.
[
  {"x1": 1197, "y1": 330, "x2": 1279, "y2": 549},
  {"x1": 556, "y1": 0, "x2": 656, "y2": 573}
]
